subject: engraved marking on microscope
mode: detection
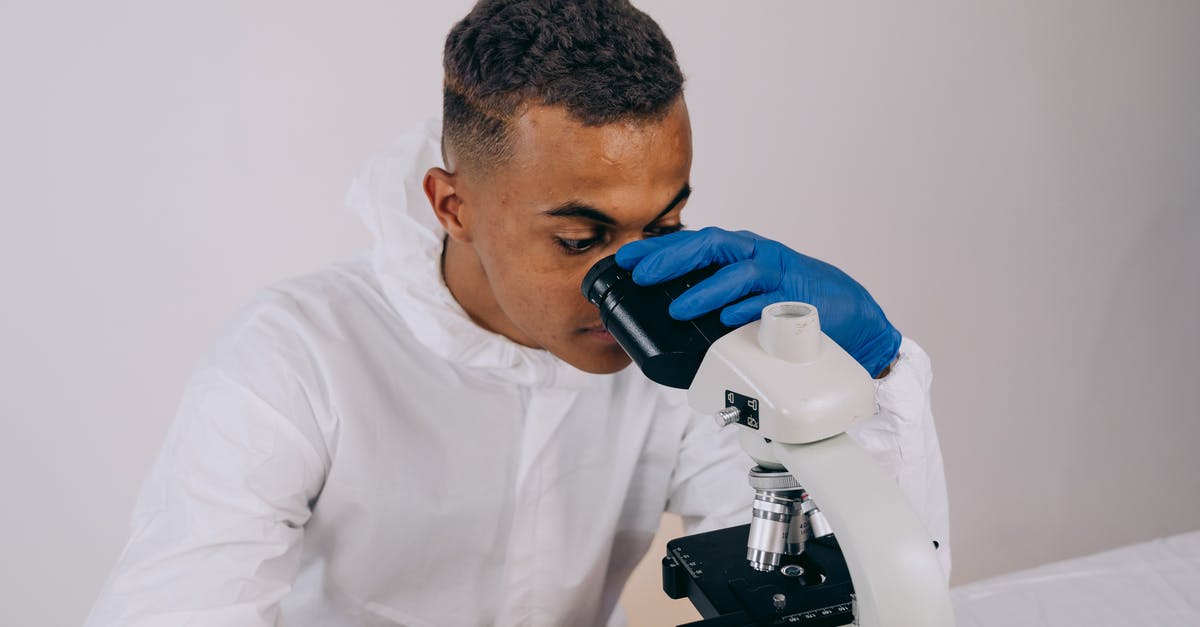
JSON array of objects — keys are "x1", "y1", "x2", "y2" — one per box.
[
  {"x1": 670, "y1": 547, "x2": 705, "y2": 578},
  {"x1": 725, "y1": 390, "x2": 761, "y2": 430},
  {"x1": 781, "y1": 601, "x2": 854, "y2": 623}
]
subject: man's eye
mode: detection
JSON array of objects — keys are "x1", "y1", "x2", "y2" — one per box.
[
  {"x1": 644, "y1": 223, "x2": 685, "y2": 237},
  {"x1": 555, "y1": 236, "x2": 603, "y2": 254}
]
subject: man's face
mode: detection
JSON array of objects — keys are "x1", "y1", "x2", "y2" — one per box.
[{"x1": 436, "y1": 98, "x2": 692, "y2": 374}]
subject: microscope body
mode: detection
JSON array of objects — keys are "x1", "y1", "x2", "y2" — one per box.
[
  {"x1": 582, "y1": 256, "x2": 952, "y2": 626},
  {"x1": 688, "y1": 301, "x2": 874, "y2": 453},
  {"x1": 685, "y1": 302, "x2": 953, "y2": 627}
]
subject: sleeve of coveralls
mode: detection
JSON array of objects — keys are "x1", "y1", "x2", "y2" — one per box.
[
  {"x1": 663, "y1": 389, "x2": 757, "y2": 535},
  {"x1": 665, "y1": 337, "x2": 951, "y2": 580},
  {"x1": 83, "y1": 363, "x2": 330, "y2": 626}
]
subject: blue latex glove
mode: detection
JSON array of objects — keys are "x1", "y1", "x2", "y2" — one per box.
[{"x1": 615, "y1": 227, "x2": 902, "y2": 378}]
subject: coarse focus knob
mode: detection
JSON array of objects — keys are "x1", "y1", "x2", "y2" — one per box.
[
  {"x1": 757, "y1": 302, "x2": 822, "y2": 363},
  {"x1": 714, "y1": 406, "x2": 740, "y2": 428}
]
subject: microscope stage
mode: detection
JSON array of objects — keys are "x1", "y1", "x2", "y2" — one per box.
[{"x1": 662, "y1": 524, "x2": 855, "y2": 626}]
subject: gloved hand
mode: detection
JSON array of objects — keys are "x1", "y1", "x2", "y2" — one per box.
[{"x1": 615, "y1": 227, "x2": 901, "y2": 378}]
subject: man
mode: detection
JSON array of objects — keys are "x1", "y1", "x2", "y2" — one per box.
[{"x1": 87, "y1": 1, "x2": 949, "y2": 625}]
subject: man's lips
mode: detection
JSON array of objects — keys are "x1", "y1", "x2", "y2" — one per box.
[{"x1": 582, "y1": 324, "x2": 616, "y2": 342}]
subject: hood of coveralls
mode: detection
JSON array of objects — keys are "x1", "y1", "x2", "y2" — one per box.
[{"x1": 345, "y1": 119, "x2": 596, "y2": 389}]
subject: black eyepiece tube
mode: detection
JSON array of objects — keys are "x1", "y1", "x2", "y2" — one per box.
[{"x1": 581, "y1": 255, "x2": 737, "y2": 389}]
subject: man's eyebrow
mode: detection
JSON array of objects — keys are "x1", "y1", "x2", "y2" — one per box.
[
  {"x1": 655, "y1": 182, "x2": 692, "y2": 222},
  {"x1": 543, "y1": 203, "x2": 618, "y2": 225},
  {"x1": 542, "y1": 182, "x2": 692, "y2": 226}
]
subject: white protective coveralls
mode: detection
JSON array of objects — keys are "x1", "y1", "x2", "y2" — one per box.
[{"x1": 85, "y1": 119, "x2": 950, "y2": 627}]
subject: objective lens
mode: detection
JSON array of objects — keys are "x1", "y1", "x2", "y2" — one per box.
[
  {"x1": 747, "y1": 490, "x2": 797, "y2": 572},
  {"x1": 746, "y1": 467, "x2": 807, "y2": 572}
]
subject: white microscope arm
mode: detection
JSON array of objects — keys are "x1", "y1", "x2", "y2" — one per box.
[
  {"x1": 769, "y1": 436, "x2": 951, "y2": 626},
  {"x1": 688, "y1": 302, "x2": 954, "y2": 627}
]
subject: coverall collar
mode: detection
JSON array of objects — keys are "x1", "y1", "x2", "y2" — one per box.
[{"x1": 347, "y1": 118, "x2": 595, "y2": 390}]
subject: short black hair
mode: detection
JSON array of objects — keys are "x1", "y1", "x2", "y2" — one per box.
[{"x1": 442, "y1": 0, "x2": 684, "y2": 171}]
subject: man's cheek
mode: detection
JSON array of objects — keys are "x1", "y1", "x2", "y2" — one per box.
[{"x1": 529, "y1": 278, "x2": 582, "y2": 325}]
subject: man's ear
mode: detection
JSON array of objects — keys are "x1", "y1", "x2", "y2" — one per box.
[{"x1": 424, "y1": 167, "x2": 472, "y2": 243}]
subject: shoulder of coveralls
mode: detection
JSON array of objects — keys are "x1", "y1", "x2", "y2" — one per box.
[
  {"x1": 888, "y1": 337, "x2": 933, "y2": 388},
  {"x1": 193, "y1": 257, "x2": 394, "y2": 464},
  {"x1": 870, "y1": 336, "x2": 934, "y2": 422}
]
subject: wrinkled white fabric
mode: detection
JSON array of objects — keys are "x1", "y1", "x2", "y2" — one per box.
[
  {"x1": 85, "y1": 119, "x2": 950, "y2": 627},
  {"x1": 952, "y1": 530, "x2": 1200, "y2": 627}
]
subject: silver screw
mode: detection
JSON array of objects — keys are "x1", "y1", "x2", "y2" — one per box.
[
  {"x1": 772, "y1": 593, "x2": 786, "y2": 611},
  {"x1": 714, "y1": 406, "x2": 740, "y2": 428}
]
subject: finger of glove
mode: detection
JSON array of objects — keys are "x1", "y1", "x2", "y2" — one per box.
[
  {"x1": 614, "y1": 230, "x2": 697, "y2": 270},
  {"x1": 631, "y1": 228, "x2": 756, "y2": 286},
  {"x1": 718, "y1": 293, "x2": 780, "y2": 327},
  {"x1": 668, "y1": 261, "x2": 773, "y2": 320}
]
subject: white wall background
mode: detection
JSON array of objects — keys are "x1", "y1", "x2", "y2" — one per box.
[{"x1": 2, "y1": 1, "x2": 1198, "y2": 625}]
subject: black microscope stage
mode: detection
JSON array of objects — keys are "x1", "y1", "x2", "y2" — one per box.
[{"x1": 662, "y1": 524, "x2": 855, "y2": 626}]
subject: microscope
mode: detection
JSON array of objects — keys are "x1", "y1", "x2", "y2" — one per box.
[{"x1": 583, "y1": 256, "x2": 953, "y2": 627}]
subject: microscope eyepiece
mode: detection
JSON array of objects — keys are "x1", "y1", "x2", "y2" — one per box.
[{"x1": 581, "y1": 254, "x2": 737, "y2": 389}]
